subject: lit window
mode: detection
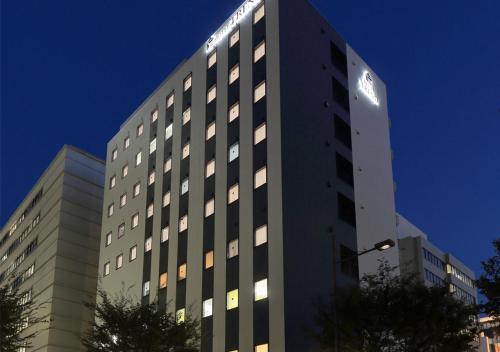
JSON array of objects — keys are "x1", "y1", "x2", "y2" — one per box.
[
  {"x1": 229, "y1": 30, "x2": 239, "y2": 47},
  {"x1": 229, "y1": 64, "x2": 240, "y2": 84},
  {"x1": 133, "y1": 182, "x2": 141, "y2": 197},
  {"x1": 124, "y1": 136, "x2": 130, "y2": 149},
  {"x1": 116, "y1": 254, "x2": 123, "y2": 269},
  {"x1": 203, "y1": 298, "x2": 213, "y2": 318},
  {"x1": 147, "y1": 203, "x2": 154, "y2": 218},
  {"x1": 254, "y1": 123, "x2": 267, "y2": 145},
  {"x1": 205, "y1": 198, "x2": 215, "y2": 217},
  {"x1": 108, "y1": 203, "x2": 114, "y2": 217},
  {"x1": 151, "y1": 109, "x2": 158, "y2": 123},
  {"x1": 228, "y1": 184, "x2": 239, "y2": 204},
  {"x1": 183, "y1": 107, "x2": 191, "y2": 125},
  {"x1": 143, "y1": 281, "x2": 150, "y2": 297},
  {"x1": 130, "y1": 246, "x2": 137, "y2": 261},
  {"x1": 255, "y1": 224, "x2": 268, "y2": 246},
  {"x1": 182, "y1": 143, "x2": 190, "y2": 159},
  {"x1": 161, "y1": 226, "x2": 169, "y2": 243},
  {"x1": 164, "y1": 158, "x2": 172, "y2": 173},
  {"x1": 208, "y1": 51, "x2": 217, "y2": 68},
  {"x1": 135, "y1": 151, "x2": 142, "y2": 166},
  {"x1": 254, "y1": 41, "x2": 266, "y2": 63},
  {"x1": 105, "y1": 232, "x2": 112, "y2": 247},
  {"x1": 254, "y1": 5, "x2": 265, "y2": 24},
  {"x1": 145, "y1": 237, "x2": 152, "y2": 252},
  {"x1": 254, "y1": 279, "x2": 268, "y2": 301},
  {"x1": 206, "y1": 159, "x2": 215, "y2": 178},
  {"x1": 104, "y1": 262, "x2": 110, "y2": 276},
  {"x1": 229, "y1": 142, "x2": 239, "y2": 162},
  {"x1": 226, "y1": 289, "x2": 238, "y2": 310},
  {"x1": 110, "y1": 175, "x2": 116, "y2": 189},
  {"x1": 132, "y1": 213, "x2": 139, "y2": 229},
  {"x1": 112, "y1": 148, "x2": 118, "y2": 161},
  {"x1": 179, "y1": 215, "x2": 188, "y2": 232},
  {"x1": 148, "y1": 170, "x2": 155, "y2": 185},
  {"x1": 167, "y1": 93, "x2": 175, "y2": 108},
  {"x1": 149, "y1": 138, "x2": 157, "y2": 154},
  {"x1": 137, "y1": 123, "x2": 144, "y2": 137},
  {"x1": 122, "y1": 164, "x2": 129, "y2": 178},
  {"x1": 120, "y1": 193, "x2": 127, "y2": 207},
  {"x1": 184, "y1": 75, "x2": 192, "y2": 91},
  {"x1": 206, "y1": 121, "x2": 216, "y2": 140},
  {"x1": 159, "y1": 273, "x2": 168, "y2": 289},
  {"x1": 227, "y1": 239, "x2": 239, "y2": 258},
  {"x1": 254, "y1": 81, "x2": 266, "y2": 103},
  {"x1": 178, "y1": 263, "x2": 187, "y2": 281},
  {"x1": 207, "y1": 85, "x2": 217, "y2": 103},
  {"x1": 229, "y1": 102, "x2": 240, "y2": 122},
  {"x1": 118, "y1": 223, "x2": 125, "y2": 238},
  {"x1": 205, "y1": 250, "x2": 214, "y2": 269},
  {"x1": 176, "y1": 308, "x2": 185, "y2": 323},
  {"x1": 254, "y1": 166, "x2": 267, "y2": 189},
  {"x1": 165, "y1": 123, "x2": 173, "y2": 140},
  {"x1": 163, "y1": 191, "x2": 171, "y2": 207},
  {"x1": 181, "y1": 178, "x2": 189, "y2": 195},
  {"x1": 255, "y1": 344, "x2": 268, "y2": 352}
]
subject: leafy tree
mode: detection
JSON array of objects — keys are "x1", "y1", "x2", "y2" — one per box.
[
  {"x1": 82, "y1": 290, "x2": 200, "y2": 352},
  {"x1": 477, "y1": 239, "x2": 500, "y2": 331},
  {"x1": 313, "y1": 261, "x2": 479, "y2": 352}
]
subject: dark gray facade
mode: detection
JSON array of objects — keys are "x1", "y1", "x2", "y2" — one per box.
[
  {"x1": 98, "y1": 0, "x2": 398, "y2": 351},
  {"x1": 0, "y1": 145, "x2": 105, "y2": 351}
]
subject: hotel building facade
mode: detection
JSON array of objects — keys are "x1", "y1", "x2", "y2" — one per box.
[{"x1": 98, "y1": 0, "x2": 399, "y2": 350}]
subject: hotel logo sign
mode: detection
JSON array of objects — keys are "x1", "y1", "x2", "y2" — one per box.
[
  {"x1": 206, "y1": 0, "x2": 262, "y2": 53},
  {"x1": 358, "y1": 70, "x2": 380, "y2": 106}
]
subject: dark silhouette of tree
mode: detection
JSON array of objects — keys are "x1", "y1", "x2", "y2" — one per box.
[{"x1": 477, "y1": 239, "x2": 500, "y2": 332}]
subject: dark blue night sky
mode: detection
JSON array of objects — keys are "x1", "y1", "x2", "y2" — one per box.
[{"x1": 1, "y1": 0, "x2": 499, "y2": 279}]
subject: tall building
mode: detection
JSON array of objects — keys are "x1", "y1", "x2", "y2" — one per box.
[
  {"x1": 397, "y1": 214, "x2": 477, "y2": 304},
  {"x1": 0, "y1": 145, "x2": 105, "y2": 351},
  {"x1": 98, "y1": 0, "x2": 399, "y2": 350}
]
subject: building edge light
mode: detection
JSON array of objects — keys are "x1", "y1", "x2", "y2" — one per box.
[
  {"x1": 358, "y1": 70, "x2": 380, "y2": 106},
  {"x1": 206, "y1": 0, "x2": 263, "y2": 53}
]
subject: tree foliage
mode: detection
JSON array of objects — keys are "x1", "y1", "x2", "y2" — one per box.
[
  {"x1": 314, "y1": 261, "x2": 479, "y2": 352},
  {"x1": 82, "y1": 290, "x2": 200, "y2": 352},
  {"x1": 477, "y1": 239, "x2": 500, "y2": 331}
]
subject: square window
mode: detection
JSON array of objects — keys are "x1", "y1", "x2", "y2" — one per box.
[
  {"x1": 184, "y1": 75, "x2": 192, "y2": 91},
  {"x1": 227, "y1": 239, "x2": 239, "y2": 258},
  {"x1": 148, "y1": 170, "x2": 155, "y2": 185},
  {"x1": 228, "y1": 184, "x2": 239, "y2": 204},
  {"x1": 206, "y1": 159, "x2": 215, "y2": 178},
  {"x1": 124, "y1": 136, "x2": 130, "y2": 149},
  {"x1": 229, "y1": 64, "x2": 240, "y2": 84},
  {"x1": 208, "y1": 51, "x2": 217, "y2": 68},
  {"x1": 120, "y1": 193, "x2": 127, "y2": 207},
  {"x1": 163, "y1": 192, "x2": 171, "y2": 207},
  {"x1": 255, "y1": 344, "x2": 269, "y2": 352},
  {"x1": 254, "y1": 81, "x2": 266, "y2": 103},
  {"x1": 255, "y1": 224, "x2": 268, "y2": 246},
  {"x1": 182, "y1": 143, "x2": 190, "y2": 159},
  {"x1": 167, "y1": 93, "x2": 175, "y2": 108},
  {"x1": 207, "y1": 85, "x2": 217, "y2": 104},
  {"x1": 159, "y1": 273, "x2": 168, "y2": 289},
  {"x1": 229, "y1": 30, "x2": 239, "y2": 47},
  {"x1": 118, "y1": 223, "x2": 125, "y2": 238},
  {"x1": 135, "y1": 151, "x2": 142, "y2": 166},
  {"x1": 130, "y1": 246, "x2": 137, "y2": 261},
  {"x1": 104, "y1": 262, "x2": 110, "y2": 276},
  {"x1": 176, "y1": 308, "x2": 185, "y2": 323},
  {"x1": 137, "y1": 123, "x2": 144, "y2": 137},
  {"x1": 181, "y1": 178, "x2": 189, "y2": 195},
  {"x1": 116, "y1": 254, "x2": 123, "y2": 269},
  {"x1": 254, "y1": 166, "x2": 267, "y2": 189},
  {"x1": 147, "y1": 203, "x2": 154, "y2": 218},
  {"x1": 229, "y1": 142, "x2": 239, "y2": 162},
  {"x1": 254, "y1": 123, "x2": 267, "y2": 145},
  {"x1": 105, "y1": 232, "x2": 112, "y2": 247},
  {"x1": 203, "y1": 298, "x2": 213, "y2": 318},
  {"x1": 178, "y1": 263, "x2": 187, "y2": 281},
  {"x1": 254, "y1": 5, "x2": 265, "y2": 24},
  {"x1": 111, "y1": 148, "x2": 118, "y2": 161},
  {"x1": 254, "y1": 278, "x2": 268, "y2": 301},
  {"x1": 132, "y1": 213, "x2": 139, "y2": 229},
  {"x1": 161, "y1": 226, "x2": 169, "y2": 243},
  {"x1": 164, "y1": 158, "x2": 172, "y2": 173},
  {"x1": 108, "y1": 203, "x2": 114, "y2": 217},
  {"x1": 205, "y1": 198, "x2": 215, "y2": 217},
  {"x1": 151, "y1": 109, "x2": 158, "y2": 123},
  {"x1": 149, "y1": 138, "x2": 157, "y2": 154},
  {"x1": 165, "y1": 123, "x2": 173, "y2": 140},
  {"x1": 228, "y1": 102, "x2": 240, "y2": 122},
  {"x1": 183, "y1": 107, "x2": 191, "y2": 125},
  {"x1": 206, "y1": 121, "x2": 216, "y2": 140},
  {"x1": 179, "y1": 215, "x2": 188, "y2": 232},
  {"x1": 110, "y1": 175, "x2": 116, "y2": 189},
  {"x1": 122, "y1": 164, "x2": 129, "y2": 178},
  {"x1": 226, "y1": 289, "x2": 238, "y2": 310},
  {"x1": 205, "y1": 250, "x2": 214, "y2": 269},
  {"x1": 145, "y1": 237, "x2": 152, "y2": 252},
  {"x1": 254, "y1": 41, "x2": 266, "y2": 63},
  {"x1": 143, "y1": 281, "x2": 150, "y2": 296},
  {"x1": 133, "y1": 182, "x2": 141, "y2": 197}
]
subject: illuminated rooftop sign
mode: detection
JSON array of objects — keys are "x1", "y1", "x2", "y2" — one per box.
[
  {"x1": 206, "y1": 0, "x2": 262, "y2": 53},
  {"x1": 358, "y1": 70, "x2": 380, "y2": 106}
]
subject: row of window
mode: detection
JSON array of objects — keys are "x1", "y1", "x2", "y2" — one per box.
[
  {"x1": 449, "y1": 283, "x2": 476, "y2": 305},
  {"x1": 1, "y1": 214, "x2": 40, "y2": 264},
  {"x1": 11, "y1": 263, "x2": 35, "y2": 290},
  {"x1": 422, "y1": 248, "x2": 446, "y2": 271},
  {"x1": 0, "y1": 238, "x2": 38, "y2": 284},
  {"x1": 446, "y1": 264, "x2": 475, "y2": 288},
  {"x1": 424, "y1": 269, "x2": 445, "y2": 287}
]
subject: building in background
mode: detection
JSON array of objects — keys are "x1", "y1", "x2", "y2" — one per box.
[
  {"x1": 0, "y1": 145, "x2": 104, "y2": 351},
  {"x1": 479, "y1": 317, "x2": 500, "y2": 352},
  {"x1": 397, "y1": 214, "x2": 477, "y2": 305},
  {"x1": 98, "y1": 0, "x2": 399, "y2": 350}
]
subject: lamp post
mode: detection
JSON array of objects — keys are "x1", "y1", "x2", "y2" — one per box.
[{"x1": 332, "y1": 238, "x2": 395, "y2": 352}]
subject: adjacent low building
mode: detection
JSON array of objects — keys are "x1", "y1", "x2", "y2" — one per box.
[
  {"x1": 0, "y1": 145, "x2": 105, "y2": 351},
  {"x1": 479, "y1": 317, "x2": 500, "y2": 352}
]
